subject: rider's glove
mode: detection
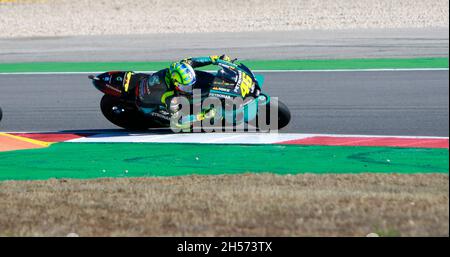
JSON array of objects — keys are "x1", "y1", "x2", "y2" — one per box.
[
  {"x1": 196, "y1": 108, "x2": 217, "y2": 121},
  {"x1": 210, "y1": 54, "x2": 231, "y2": 64}
]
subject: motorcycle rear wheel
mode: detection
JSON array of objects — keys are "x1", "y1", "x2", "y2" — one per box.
[{"x1": 100, "y1": 94, "x2": 158, "y2": 130}]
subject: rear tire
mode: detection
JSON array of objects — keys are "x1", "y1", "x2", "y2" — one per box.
[{"x1": 100, "y1": 94, "x2": 150, "y2": 130}]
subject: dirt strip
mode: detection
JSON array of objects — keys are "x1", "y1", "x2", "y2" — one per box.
[{"x1": 0, "y1": 173, "x2": 447, "y2": 236}]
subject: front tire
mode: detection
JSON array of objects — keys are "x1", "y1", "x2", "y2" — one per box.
[
  {"x1": 256, "y1": 99, "x2": 291, "y2": 130},
  {"x1": 274, "y1": 100, "x2": 291, "y2": 129}
]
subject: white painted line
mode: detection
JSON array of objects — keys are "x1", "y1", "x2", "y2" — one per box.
[
  {"x1": 66, "y1": 132, "x2": 449, "y2": 144},
  {"x1": 291, "y1": 133, "x2": 449, "y2": 139},
  {"x1": 206, "y1": 134, "x2": 245, "y2": 143},
  {"x1": 0, "y1": 68, "x2": 448, "y2": 75},
  {"x1": 5, "y1": 129, "x2": 449, "y2": 139},
  {"x1": 4, "y1": 131, "x2": 448, "y2": 140},
  {"x1": 66, "y1": 133, "x2": 307, "y2": 144}
]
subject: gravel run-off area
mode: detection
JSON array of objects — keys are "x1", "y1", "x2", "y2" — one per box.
[{"x1": 0, "y1": 0, "x2": 448, "y2": 38}]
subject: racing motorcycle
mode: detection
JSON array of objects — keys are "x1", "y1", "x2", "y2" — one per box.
[{"x1": 88, "y1": 60, "x2": 291, "y2": 131}]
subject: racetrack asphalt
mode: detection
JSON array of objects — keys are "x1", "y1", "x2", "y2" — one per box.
[
  {"x1": 0, "y1": 70, "x2": 448, "y2": 136},
  {"x1": 1, "y1": 28, "x2": 448, "y2": 63}
]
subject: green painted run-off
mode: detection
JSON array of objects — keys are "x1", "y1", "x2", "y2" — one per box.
[
  {"x1": 0, "y1": 57, "x2": 448, "y2": 73},
  {"x1": 0, "y1": 143, "x2": 447, "y2": 180}
]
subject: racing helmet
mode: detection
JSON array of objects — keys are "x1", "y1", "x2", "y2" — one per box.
[{"x1": 167, "y1": 62, "x2": 196, "y2": 93}]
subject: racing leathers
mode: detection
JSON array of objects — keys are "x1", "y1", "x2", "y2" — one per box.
[{"x1": 135, "y1": 55, "x2": 230, "y2": 126}]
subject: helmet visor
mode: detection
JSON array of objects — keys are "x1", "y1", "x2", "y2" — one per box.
[{"x1": 176, "y1": 82, "x2": 193, "y2": 93}]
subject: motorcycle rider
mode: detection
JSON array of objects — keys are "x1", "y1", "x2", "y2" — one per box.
[{"x1": 135, "y1": 54, "x2": 232, "y2": 126}]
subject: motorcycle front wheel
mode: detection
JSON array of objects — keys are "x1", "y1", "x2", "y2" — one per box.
[{"x1": 255, "y1": 99, "x2": 291, "y2": 130}]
